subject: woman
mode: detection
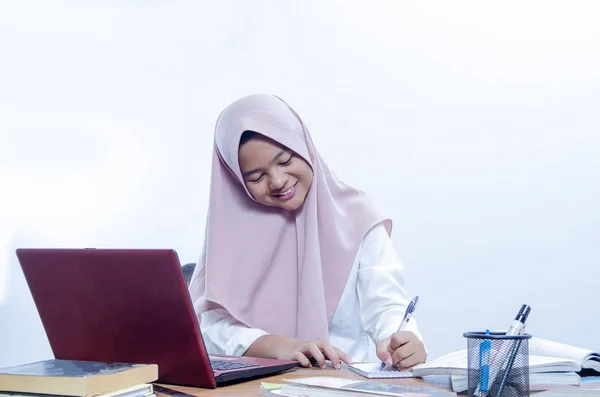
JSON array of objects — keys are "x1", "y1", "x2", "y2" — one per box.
[{"x1": 188, "y1": 94, "x2": 426, "y2": 370}]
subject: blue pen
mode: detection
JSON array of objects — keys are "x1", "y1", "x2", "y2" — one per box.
[{"x1": 479, "y1": 329, "x2": 491, "y2": 395}]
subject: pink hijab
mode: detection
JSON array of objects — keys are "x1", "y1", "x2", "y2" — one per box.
[{"x1": 189, "y1": 94, "x2": 391, "y2": 341}]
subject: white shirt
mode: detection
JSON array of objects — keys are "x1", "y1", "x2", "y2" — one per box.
[{"x1": 199, "y1": 222, "x2": 424, "y2": 363}]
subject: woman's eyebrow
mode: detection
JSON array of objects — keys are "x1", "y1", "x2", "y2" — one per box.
[{"x1": 242, "y1": 149, "x2": 286, "y2": 177}]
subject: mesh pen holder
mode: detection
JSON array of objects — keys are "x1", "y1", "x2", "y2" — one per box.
[{"x1": 464, "y1": 331, "x2": 531, "y2": 397}]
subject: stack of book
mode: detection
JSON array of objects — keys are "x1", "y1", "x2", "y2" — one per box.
[
  {"x1": 0, "y1": 359, "x2": 158, "y2": 397},
  {"x1": 411, "y1": 337, "x2": 600, "y2": 393}
]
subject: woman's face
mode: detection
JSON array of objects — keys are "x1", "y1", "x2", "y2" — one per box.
[{"x1": 238, "y1": 134, "x2": 313, "y2": 211}]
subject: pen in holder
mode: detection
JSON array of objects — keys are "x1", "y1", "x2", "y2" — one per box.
[{"x1": 464, "y1": 331, "x2": 531, "y2": 397}]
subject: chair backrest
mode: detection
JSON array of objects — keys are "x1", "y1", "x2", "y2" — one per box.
[{"x1": 181, "y1": 263, "x2": 196, "y2": 287}]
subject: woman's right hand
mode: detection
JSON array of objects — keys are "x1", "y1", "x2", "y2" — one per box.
[
  {"x1": 245, "y1": 335, "x2": 353, "y2": 369},
  {"x1": 283, "y1": 339, "x2": 353, "y2": 369}
]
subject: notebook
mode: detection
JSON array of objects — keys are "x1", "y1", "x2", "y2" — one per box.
[{"x1": 348, "y1": 362, "x2": 415, "y2": 379}]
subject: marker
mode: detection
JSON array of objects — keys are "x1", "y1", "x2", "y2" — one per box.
[
  {"x1": 380, "y1": 296, "x2": 419, "y2": 370},
  {"x1": 505, "y1": 304, "x2": 531, "y2": 337}
]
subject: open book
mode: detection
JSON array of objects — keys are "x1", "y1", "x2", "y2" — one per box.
[
  {"x1": 529, "y1": 338, "x2": 600, "y2": 372},
  {"x1": 412, "y1": 337, "x2": 600, "y2": 378}
]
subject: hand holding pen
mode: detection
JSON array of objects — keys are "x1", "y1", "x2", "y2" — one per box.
[{"x1": 376, "y1": 296, "x2": 425, "y2": 370}]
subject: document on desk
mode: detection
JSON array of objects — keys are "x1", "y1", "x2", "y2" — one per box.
[{"x1": 348, "y1": 362, "x2": 415, "y2": 378}]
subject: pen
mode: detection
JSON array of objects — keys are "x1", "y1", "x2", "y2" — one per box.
[
  {"x1": 496, "y1": 338, "x2": 522, "y2": 397},
  {"x1": 379, "y1": 295, "x2": 419, "y2": 370}
]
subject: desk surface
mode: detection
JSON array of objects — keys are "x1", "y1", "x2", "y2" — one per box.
[{"x1": 155, "y1": 367, "x2": 450, "y2": 396}]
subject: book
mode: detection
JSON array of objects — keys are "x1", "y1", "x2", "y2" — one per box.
[
  {"x1": 450, "y1": 372, "x2": 581, "y2": 393},
  {"x1": 0, "y1": 359, "x2": 158, "y2": 397},
  {"x1": 529, "y1": 338, "x2": 600, "y2": 372},
  {"x1": 412, "y1": 337, "x2": 600, "y2": 378},
  {"x1": 348, "y1": 362, "x2": 415, "y2": 379},
  {"x1": 280, "y1": 376, "x2": 457, "y2": 397},
  {"x1": 413, "y1": 351, "x2": 584, "y2": 377},
  {"x1": 531, "y1": 376, "x2": 600, "y2": 396},
  {"x1": 0, "y1": 384, "x2": 154, "y2": 397}
]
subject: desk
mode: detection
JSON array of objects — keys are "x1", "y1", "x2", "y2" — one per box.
[{"x1": 155, "y1": 367, "x2": 451, "y2": 396}]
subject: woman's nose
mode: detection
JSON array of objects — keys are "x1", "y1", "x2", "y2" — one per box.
[{"x1": 269, "y1": 170, "x2": 287, "y2": 190}]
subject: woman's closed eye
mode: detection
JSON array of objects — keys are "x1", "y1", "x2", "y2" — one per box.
[
  {"x1": 248, "y1": 174, "x2": 264, "y2": 183},
  {"x1": 279, "y1": 154, "x2": 294, "y2": 166}
]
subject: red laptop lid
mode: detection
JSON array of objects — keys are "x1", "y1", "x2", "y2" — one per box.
[{"x1": 15, "y1": 248, "x2": 216, "y2": 388}]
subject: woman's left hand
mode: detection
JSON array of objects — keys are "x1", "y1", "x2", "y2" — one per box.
[{"x1": 376, "y1": 331, "x2": 427, "y2": 370}]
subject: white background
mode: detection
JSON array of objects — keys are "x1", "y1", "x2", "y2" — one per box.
[{"x1": 1, "y1": 1, "x2": 599, "y2": 368}]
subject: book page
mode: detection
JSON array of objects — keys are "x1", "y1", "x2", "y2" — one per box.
[
  {"x1": 414, "y1": 349, "x2": 468, "y2": 370},
  {"x1": 528, "y1": 355, "x2": 581, "y2": 372},
  {"x1": 530, "y1": 337, "x2": 595, "y2": 363}
]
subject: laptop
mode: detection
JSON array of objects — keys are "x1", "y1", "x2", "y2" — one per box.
[{"x1": 15, "y1": 248, "x2": 299, "y2": 388}]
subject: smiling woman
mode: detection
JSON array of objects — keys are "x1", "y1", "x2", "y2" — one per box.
[{"x1": 189, "y1": 93, "x2": 427, "y2": 370}]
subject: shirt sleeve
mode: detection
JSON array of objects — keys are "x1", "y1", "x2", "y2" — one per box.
[
  {"x1": 200, "y1": 308, "x2": 269, "y2": 356},
  {"x1": 356, "y1": 222, "x2": 426, "y2": 346}
]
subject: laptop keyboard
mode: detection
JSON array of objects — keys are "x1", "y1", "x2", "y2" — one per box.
[{"x1": 210, "y1": 359, "x2": 259, "y2": 371}]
